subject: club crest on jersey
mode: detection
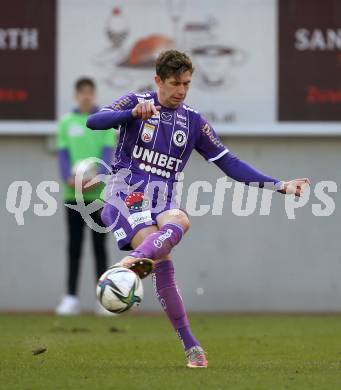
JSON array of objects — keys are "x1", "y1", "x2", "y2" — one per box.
[
  {"x1": 124, "y1": 192, "x2": 150, "y2": 211},
  {"x1": 141, "y1": 123, "x2": 155, "y2": 143},
  {"x1": 173, "y1": 130, "x2": 187, "y2": 147}
]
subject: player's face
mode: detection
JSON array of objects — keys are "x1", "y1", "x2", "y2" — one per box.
[
  {"x1": 75, "y1": 86, "x2": 96, "y2": 113},
  {"x1": 155, "y1": 71, "x2": 192, "y2": 108}
]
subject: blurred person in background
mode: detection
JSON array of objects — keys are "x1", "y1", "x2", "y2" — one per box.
[{"x1": 56, "y1": 77, "x2": 116, "y2": 315}]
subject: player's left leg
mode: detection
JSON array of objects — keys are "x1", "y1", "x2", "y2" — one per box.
[
  {"x1": 148, "y1": 209, "x2": 208, "y2": 368},
  {"x1": 152, "y1": 256, "x2": 208, "y2": 368}
]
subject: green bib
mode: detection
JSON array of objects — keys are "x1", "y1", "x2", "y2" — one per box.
[{"x1": 57, "y1": 112, "x2": 116, "y2": 201}]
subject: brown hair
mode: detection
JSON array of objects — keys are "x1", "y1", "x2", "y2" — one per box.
[
  {"x1": 155, "y1": 50, "x2": 194, "y2": 81},
  {"x1": 74, "y1": 77, "x2": 96, "y2": 92}
]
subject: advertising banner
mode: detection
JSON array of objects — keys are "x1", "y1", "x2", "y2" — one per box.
[
  {"x1": 279, "y1": 0, "x2": 341, "y2": 121},
  {"x1": 1, "y1": 0, "x2": 340, "y2": 134},
  {"x1": 58, "y1": 0, "x2": 277, "y2": 129},
  {"x1": 0, "y1": 0, "x2": 56, "y2": 121}
]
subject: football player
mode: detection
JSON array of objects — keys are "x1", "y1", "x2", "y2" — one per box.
[{"x1": 87, "y1": 50, "x2": 310, "y2": 368}]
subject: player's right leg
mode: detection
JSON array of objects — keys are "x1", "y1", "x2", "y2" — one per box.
[
  {"x1": 101, "y1": 196, "x2": 158, "y2": 278},
  {"x1": 151, "y1": 257, "x2": 208, "y2": 368},
  {"x1": 101, "y1": 195, "x2": 187, "y2": 278},
  {"x1": 101, "y1": 200, "x2": 207, "y2": 367},
  {"x1": 114, "y1": 225, "x2": 158, "y2": 278},
  {"x1": 116, "y1": 209, "x2": 188, "y2": 278}
]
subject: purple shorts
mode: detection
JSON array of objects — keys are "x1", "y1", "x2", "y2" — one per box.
[{"x1": 101, "y1": 173, "x2": 181, "y2": 250}]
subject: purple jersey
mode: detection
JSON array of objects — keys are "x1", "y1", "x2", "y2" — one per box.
[
  {"x1": 88, "y1": 91, "x2": 281, "y2": 250},
  {"x1": 100, "y1": 91, "x2": 227, "y2": 198}
]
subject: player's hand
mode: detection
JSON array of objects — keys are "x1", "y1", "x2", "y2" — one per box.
[
  {"x1": 132, "y1": 102, "x2": 161, "y2": 120},
  {"x1": 279, "y1": 178, "x2": 311, "y2": 197},
  {"x1": 82, "y1": 176, "x2": 101, "y2": 192}
]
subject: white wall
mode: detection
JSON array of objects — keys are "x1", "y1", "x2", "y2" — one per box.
[{"x1": 1, "y1": 135, "x2": 340, "y2": 312}]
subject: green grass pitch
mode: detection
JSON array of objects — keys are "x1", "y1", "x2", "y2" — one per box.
[{"x1": 1, "y1": 314, "x2": 341, "y2": 389}]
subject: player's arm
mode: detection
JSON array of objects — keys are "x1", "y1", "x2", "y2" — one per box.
[
  {"x1": 131, "y1": 101, "x2": 161, "y2": 120},
  {"x1": 87, "y1": 93, "x2": 161, "y2": 130},
  {"x1": 87, "y1": 93, "x2": 137, "y2": 130},
  {"x1": 214, "y1": 152, "x2": 310, "y2": 196},
  {"x1": 195, "y1": 116, "x2": 310, "y2": 196}
]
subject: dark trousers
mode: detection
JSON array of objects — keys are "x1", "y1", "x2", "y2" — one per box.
[{"x1": 65, "y1": 202, "x2": 108, "y2": 296}]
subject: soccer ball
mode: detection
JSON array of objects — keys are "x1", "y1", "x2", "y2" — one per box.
[{"x1": 96, "y1": 267, "x2": 144, "y2": 314}]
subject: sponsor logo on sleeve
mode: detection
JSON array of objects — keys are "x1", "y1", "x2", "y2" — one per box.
[
  {"x1": 113, "y1": 96, "x2": 133, "y2": 110},
  {"x1": 201, "y1": 123, "x2": 224, "y2": 147}
]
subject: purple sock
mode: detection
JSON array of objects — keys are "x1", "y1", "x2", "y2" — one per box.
[
  {"x1": 152, "y1": 260, "x2": 200, "y2": 351},
  {"x1": 131, "y1": 223, "x2": 184, "y2": 260}
]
